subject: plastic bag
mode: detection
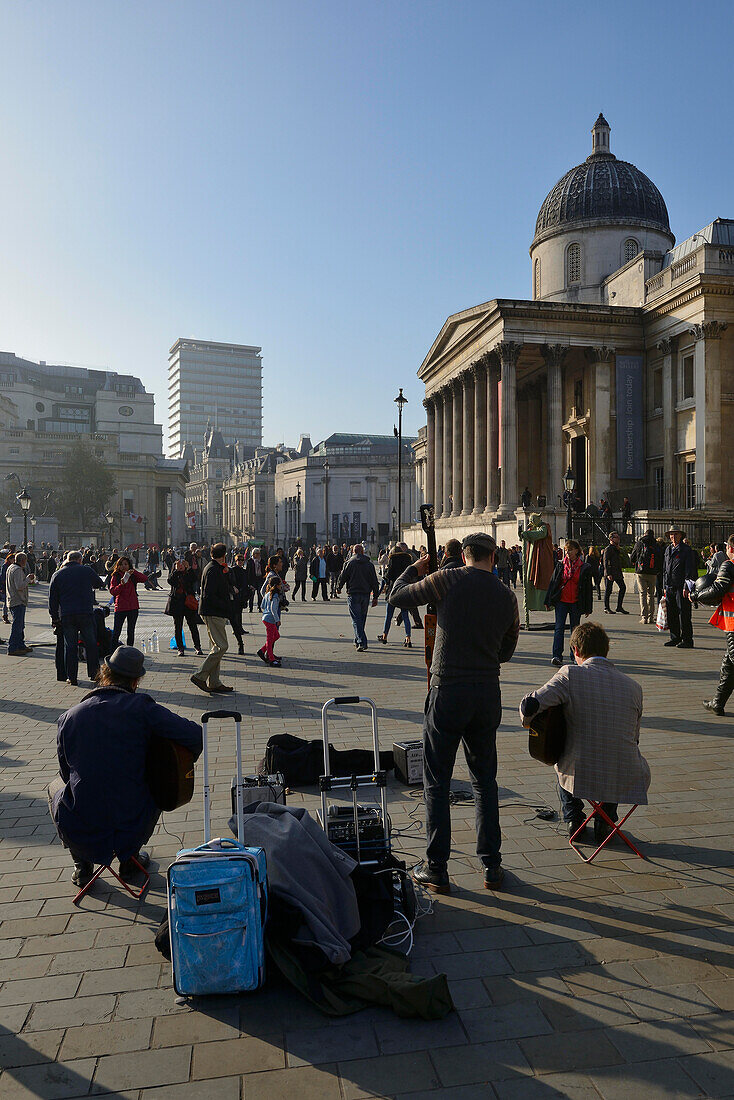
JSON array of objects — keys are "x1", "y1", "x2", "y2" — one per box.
[{"x1": 656, "y1": 596, "x2": 667, "y2": 632}]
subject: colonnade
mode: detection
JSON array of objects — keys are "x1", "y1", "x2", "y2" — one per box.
[{"x1": 423, "y1": 340, "x2": 622, "y2": 520}]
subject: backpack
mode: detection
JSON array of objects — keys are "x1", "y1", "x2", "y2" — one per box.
[{"x1": 636, "y1": 543, "x2": 657, "y2": 574}]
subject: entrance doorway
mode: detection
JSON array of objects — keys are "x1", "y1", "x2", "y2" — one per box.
[{"x1": 571, "y1": 436, "x2": 587, "y2": 506}]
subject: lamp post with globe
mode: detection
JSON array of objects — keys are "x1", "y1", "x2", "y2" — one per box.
[
  {"x1": 17, "y1": 488, "x2": 31, "y2": 552},
  {"x1": 563, "y1": 466, "x2": 575, "y2": 541}
]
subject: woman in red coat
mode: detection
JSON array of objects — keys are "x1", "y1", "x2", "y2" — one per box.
[{"x1": 109, "y1": 557, "x2": 148, "y2": 647}]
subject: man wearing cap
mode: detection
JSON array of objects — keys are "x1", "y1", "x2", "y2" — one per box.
[
  {"x1": 390, "y1": 532, "x2": 519, "y2": 893},
  {"x1": 662, "y1": 527, "x2": 698, "y2": 649},
  {"x1": 48, "y1": 646, "x2": 202, "y2": 888}
]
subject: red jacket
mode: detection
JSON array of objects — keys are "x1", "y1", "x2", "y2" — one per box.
[{"x1": 110, "y1": 569, "x2": 147, "y2": 612}]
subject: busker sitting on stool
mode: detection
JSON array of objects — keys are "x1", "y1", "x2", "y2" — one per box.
[
  {"x1": 48, "y1": 646, "x2": 202, "y2": 888},
  {"x1": 519, "y1": 622, "x2": 650, "y2": 844}
]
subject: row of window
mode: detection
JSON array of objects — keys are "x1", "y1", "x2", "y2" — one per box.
[
  {"x1": 533, "y1": 238, "x2": 640, "y2": 297},
  {"x1": 651, "y1": 353, "x2": 695, "y2": 410}
]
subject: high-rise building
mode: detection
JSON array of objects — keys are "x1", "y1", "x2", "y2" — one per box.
[{"x1": 168, "y1": 338, "x2": 263, "y2": 458}]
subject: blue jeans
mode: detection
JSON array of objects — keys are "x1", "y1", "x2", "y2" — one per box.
[
  {"x1": 8, "y1": 604, "x2": 26, "y2": 651},
  {"x1": 61, "y1": 613, "x2": 100, "y2": 683},
  {"x1": 553, "y1": 601, "x2": 581, "y2": 661},
  {"x1": 347, "y1": 594, "x2": 370, "y2": 648},
  {"x1": 383, "y1": 602, "x2": 410, "y2": 640},
  {"x1": 423, "y1": 681, "x2": 502, "y2": 870}
]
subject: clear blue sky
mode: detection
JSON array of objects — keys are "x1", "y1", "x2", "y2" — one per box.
[{"x1": 1, "y1": 1, "x2": 731, "y2": 451}]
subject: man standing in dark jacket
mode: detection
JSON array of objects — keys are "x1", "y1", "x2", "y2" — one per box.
[
  {"x1": 602, "y1": 531, "x2": 628, "y2": 615},
  {"x1": 49, "y1": 552, "x2": 107, "y2": 685},
  {"x1": 694, "y1": 535, "x2": 734, "y2": 714},
  {"x1": 391, "y1": 533, "x2": 519, "y2": 894},
  {"x1": 327, "y1": 545, "x2": 344, "y2": 597},
  {"x1": 191, "y1": 543, "x2": 234, "y2": 693},
  {"x1": 336, "y1": 544, "x2": 380, "y2": 651},
  {"x1": 49, "y1": 645, "x2": 202, "y2": 887},
  {"x1": 663, "y1": 526, "x2": 698, "y2": 649},
  {"x1": 630, "y1": 529, "x2": 662, "y2": 624}
]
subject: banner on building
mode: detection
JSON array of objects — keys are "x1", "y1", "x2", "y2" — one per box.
[
  {"x1": 615, "y1": 355, "x2": 644, "y2": 480},
  {"x1": 186, "y1": 511, "x2": 197, "y2": 528},
  {"x1": 351, "y1": 512, "x2": 361, "y2": 540}
]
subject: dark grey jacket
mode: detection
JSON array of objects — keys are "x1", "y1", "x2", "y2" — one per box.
[{"x1": 337, "y1": 554, "x2": 380, "y2": 598}]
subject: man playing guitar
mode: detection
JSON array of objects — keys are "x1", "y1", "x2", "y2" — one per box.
[
  {"x1": 390, "y1": 529, "x2": 520, "y2": 895},
  {"x1": 48, "y1": 646, "x2": 202, "y2": 889}
]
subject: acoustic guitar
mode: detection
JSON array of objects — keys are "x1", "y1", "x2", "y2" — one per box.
[
  {"x1": 419, "y1": 504, "x2": 438, "y2": 688},
  {"x1": 146, "y1": 737, "x2": 195, "y2": 812},
  {"x1": 526, "y1": 704, "x2": 567, "y2": 766}
]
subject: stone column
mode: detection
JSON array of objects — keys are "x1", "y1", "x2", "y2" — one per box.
[
  {"x1": 451, "y1": 379, "x2": 463, "y2": 515},
  {"x1": 366, "y1": 476, "x2": 378, "y2": 535},
  {"x1": 691, "y1": 321, "x2": 728, "y2": 506},
  {"x1": 434, "y1": 392, "x2": 444, "y2": 516},
  {"x1": 486, "y1": 355, "x2": 500, "y2": 511},
  {"x1": 472, "y1": 361, "x2": 487, "y2": 513},
  {"x1": 442, "y1": 386, "x2": 453, "y2": 518},
  {"x1": 657, "y1": 338, "x2": 675, "y2": 499},
  {"x1": 496, "y1": 341, "x2": 521, "y2": 516},
  {"x1": 542, "y1": 344, "x2": 568, "y2": 508},
  {"x1": 461, "y1": 370, "x2": 474, "y2": 514},
  {"x1": 586, "y1": 345, "x2": 615, "y2": 502},
  {"x1": 424, "y1": 397, "x2": 436, "y2": 511},
  {"x1": 170, "y1": 486, "x2": 186, "y2": 545}
]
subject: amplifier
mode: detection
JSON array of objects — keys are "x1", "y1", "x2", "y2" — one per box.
[
  {"x1": 230, "y1": 773, "x2": 286, "y2": 815},
  {"x1": 318, "y1": 804, "x2": 390, "y2": 863},
  {"x1": 393, "y1": 740, "x2": 423, "y2": 786}
]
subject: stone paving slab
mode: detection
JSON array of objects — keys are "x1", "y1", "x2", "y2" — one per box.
[{"x1": 1, "y1": 583, "x2": 734, "y2": 1096}]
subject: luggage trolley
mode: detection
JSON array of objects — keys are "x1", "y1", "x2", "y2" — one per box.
[{"x1": 318, "y1": 696, "x2": 390, "y2": 866}]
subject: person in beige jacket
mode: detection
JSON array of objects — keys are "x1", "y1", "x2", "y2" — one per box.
[{"x1": 520, "y1": 621, "x2": 650, "y2": 844}]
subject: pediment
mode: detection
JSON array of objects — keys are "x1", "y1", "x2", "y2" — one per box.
[{"x1": 418, "y1": 301, "x2": 498, "y2": 381}]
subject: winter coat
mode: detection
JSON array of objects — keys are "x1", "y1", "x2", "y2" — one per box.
[
  {"x1": 544, "y1": 560, "x2": 593, "y2": 615},
  {"x1": 49, "y1": 562, "x2": 106, "y2": 620},
  {"x1": 109, "y1": 569, "x2": 148, "y2": 612},
  {"x1": 52, "y1": 687, "x2": 202, "y2": 864},
  {"x1": 199, "y1": 560, "x2": 233, "y2": 619}
]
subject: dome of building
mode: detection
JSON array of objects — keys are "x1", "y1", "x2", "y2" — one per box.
[{"x1": 533, "y1": 114, "x2": 670, "y2": 245}]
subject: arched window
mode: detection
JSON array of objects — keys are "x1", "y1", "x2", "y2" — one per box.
[
  {"x1": 623, "y1": 238, "x2": 639, "y2": 264},
  {"x1": 566, "y1": 243, "x2": 581, "y2": 285},
  {"x1": 534, "y1": 258, "x2": 541, "y2": 299}
]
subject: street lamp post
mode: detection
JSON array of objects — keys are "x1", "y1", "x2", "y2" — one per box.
[
  {"x1": 296, "y1": 481, "x2": 301, "y2": 539},
  {"x1": 17, "y1": 488, "x2": 31, "y2": 551},
  {"x1": 5, "y1": 511, "x2": 12, "y2": 544},
  {"x1": 143, "y1": 516, "x2": 148, "y2": 548},
  {"x1": 105, "y1": 511, "x2": 114, "y2": 551},
  {"x1": 274, "y1": 503, "x2": 279, "y2": 547},
  {"x1": 394, "y1": 388, "x2": 408, "y2": 543},
  {"x1": 391, "y1": 507, "x2": 397, "y2": 541},
  {"x1": 29, "y1": 515, "x2": 37, "y2": 546},
  {"x1": 563, "y1": 466, "x2": 575, "y2": 541},
  {"x1": 323, "y1": 460, "x2": 330, "y2": 544}
]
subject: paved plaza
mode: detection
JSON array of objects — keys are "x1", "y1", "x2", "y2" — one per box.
[{"x1": 1, "y1": 583, "x2": 734, "y2": 1099}]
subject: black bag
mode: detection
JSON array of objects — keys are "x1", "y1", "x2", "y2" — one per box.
[
  {"x1": 527, "y1": 704, "x2": 566, "y2": 766},
  {"x1": 261, "y1": 734, "x2": 394, "y2": 788}
]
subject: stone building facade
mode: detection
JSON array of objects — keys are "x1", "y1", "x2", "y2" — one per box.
[
  {"x1": 410, "y1": 116, "x2": 734, "y2": 544},
  {"x1": 0, "y1": 352, "x2": 187, "y2": 546}
]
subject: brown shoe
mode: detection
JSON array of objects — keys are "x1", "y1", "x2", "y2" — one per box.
[
  {"x1": 210, "y1": 684, "x2": 234, "y2": 693},
  {"x1": 190, "y1": 674, "x2": 212, "y2": 693}
]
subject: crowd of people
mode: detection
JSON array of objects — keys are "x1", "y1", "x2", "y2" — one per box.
[{"x1": 5, "y1": 518, "x2": 731, "y2": 899}]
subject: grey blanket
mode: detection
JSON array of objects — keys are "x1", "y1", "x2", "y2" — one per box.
[{"x1": 231, "y1": 802, "x2": 360, "y2": 966}]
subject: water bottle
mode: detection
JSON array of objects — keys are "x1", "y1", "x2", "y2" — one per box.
[
  {"x1": 141, "y1": 638, "x2": 148, "y2": 654},
  {"x1": 152, "y1": 630, "x2": 159, "y2": 653}
]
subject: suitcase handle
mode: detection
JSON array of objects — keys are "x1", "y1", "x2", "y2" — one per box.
[
  {"x1": 201, "y1": 710, "x2": 242, "y2": 723},
  {"x1": 192, "y1": 838, "x2": 243, "y2": 852}
]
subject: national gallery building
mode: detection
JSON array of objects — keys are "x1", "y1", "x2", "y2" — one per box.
[{"x1": 410, "y1": 115, "x2": 734, "y2": 543}]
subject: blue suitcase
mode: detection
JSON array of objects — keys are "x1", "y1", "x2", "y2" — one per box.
[{"x1": 167, "y1": 710, "x2": 268, "y2": 996}]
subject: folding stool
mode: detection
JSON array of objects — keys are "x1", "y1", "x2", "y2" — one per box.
[
  {"x1": 72, "y1": 856, "x2": 150, "y2": 906},
  {"x1": 569, "y1": 801, "x2": 645, "y2": 864}
]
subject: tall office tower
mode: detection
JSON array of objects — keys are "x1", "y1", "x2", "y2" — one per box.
[{"x1": 168, "y1": 338, "x2": 263, "y2": 457}]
